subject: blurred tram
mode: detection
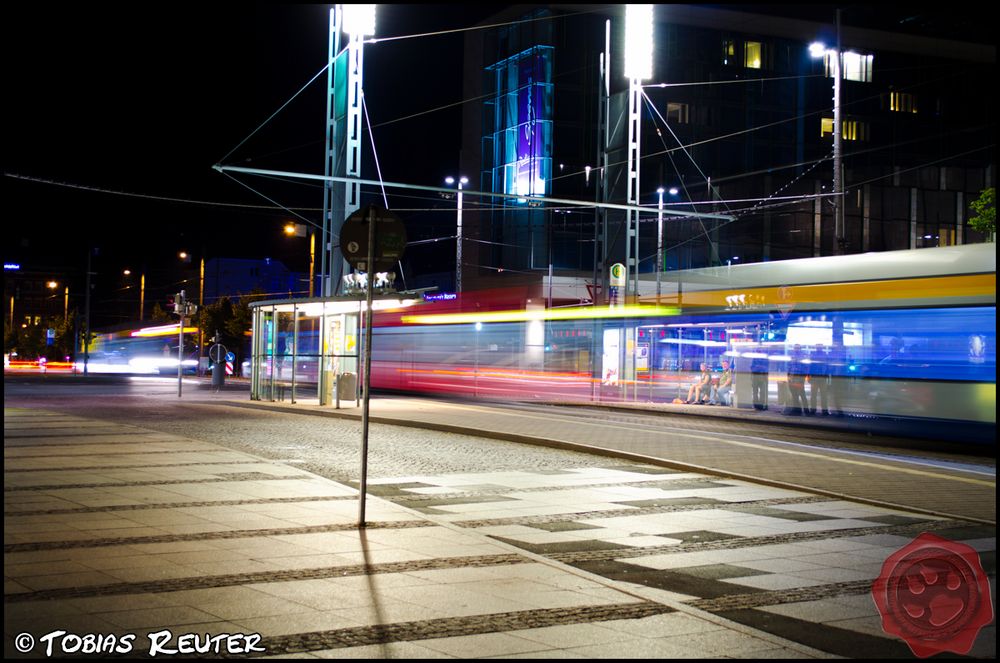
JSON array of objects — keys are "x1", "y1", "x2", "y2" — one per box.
[
  {"x1": 365, "y1": 244, "x2": 994, "y2": 442},
  {"x1": 83, "y1": 323, "x2": 200, "y2": 374}
]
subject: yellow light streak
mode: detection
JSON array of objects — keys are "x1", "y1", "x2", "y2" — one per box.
[{"x1": 402, "y1": 305, "x2": 680, "y2": 325}]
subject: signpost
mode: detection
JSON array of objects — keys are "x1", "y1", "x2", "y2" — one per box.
[
  {"x1": 209, "y1": 339, "x2": 229, "y2": 389},
  {"x1": 340, "y1": 205, "x2": 407, "y2": 526},
  {"x1": 609, "y1": 263, "x2": 625, "y2": 307},
  {"x1": 174, "y1": 291, "x2": 197, "y2": 398},
  {"x1": 340, "y1": 204, "x2": 407, "y2": 274}
]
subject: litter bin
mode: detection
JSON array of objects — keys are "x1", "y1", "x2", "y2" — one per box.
[{"x1": 337, "y1": 372, "x2": 357, "y2": 401}]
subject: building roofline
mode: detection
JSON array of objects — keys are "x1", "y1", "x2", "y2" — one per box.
[{"x1": 487, "y1": 4, "x2": 996, "y2": 63}]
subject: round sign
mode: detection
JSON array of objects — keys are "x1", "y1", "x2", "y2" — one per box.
[
  {"x1": 209, "y1": 344, "x2": 228, "y2": 363},
  {"x1": 340, "y1": 205, "x2": 407, "y2": 272},
  {"x1": 609, "y1": 263, "x2": 626, "y2": 287},
  {"x1": 225, "y1": 352, "x2": 235, "y2": 362}
]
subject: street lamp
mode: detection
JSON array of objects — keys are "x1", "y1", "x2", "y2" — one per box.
[
  {"x1": 624, "y1": 4, "x2": 654, "y2": 303},
  {"x1": 810, "y1": 27, "x2": 845, "y2": 253},
  {"x1": 445, "y1": 176, "x2": 468, "y2": 294},
  {"x1": 122, "y1": 268, "x2": 143, "y2": 321},
  {"x1": 46, "y1": 281, "x2": 68, "y2": 324},
  {"x1": 284, "y1": 222, "x2": 316, "y2": 297}
]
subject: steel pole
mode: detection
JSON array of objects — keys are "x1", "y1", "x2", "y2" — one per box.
[
  {"x1": 358, "y1": 206, "x2": 376, "y2": 527},
  {"x1": 456, "y1": 181, "x2": 464, "y2": 294},
  {"x1": 656, "y1": 189, "x2": 664, "y2": 301}
]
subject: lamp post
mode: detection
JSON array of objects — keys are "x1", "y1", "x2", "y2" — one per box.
[
  {"x1": 445, "y1": 176, "x2": 468, "y2": 294},
  {"x1": 284, "y1": 222, "x2": 316, "y2": 297},
  {"x1": 624, "y1": 4, "x2": 654, "y2": 303},
  {"x1": 810, "y1": 11, "x2": 844, "y2": 253},
  {"x1": 656, "y1": 188, "x2": 664, "y2": 301},
  {"x1": 46, "y1": 280, "x2": 68, "y2": 324}
]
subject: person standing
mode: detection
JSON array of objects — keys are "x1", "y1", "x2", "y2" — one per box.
[
  {"x1": 827, "y1": 342, "x2": 848, "y2": 416},
  {"x1": 786, "y1": 345, "x2": 809, "y2": 415},
  {"x1": 750, "y1": 354, "x2": 769, "y2": 410},
  {"x1": 809, "y1": 344, "x2": 831, "y2": 415}
]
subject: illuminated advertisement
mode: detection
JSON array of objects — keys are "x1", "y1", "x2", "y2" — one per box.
[
  {"x1": 488, "y1": 46, "x2": 553, "y2": 202},
  {"x1": 513, "y1": 51, "x2": 548, "y2": 198}
]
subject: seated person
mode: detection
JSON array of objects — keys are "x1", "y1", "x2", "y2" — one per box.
[
  {"x1": 709, "y1": 359, "x2": 733, "y2": 405},
  {"x1": 685, "y1": 363, "x2": 712, "y2": 403}
]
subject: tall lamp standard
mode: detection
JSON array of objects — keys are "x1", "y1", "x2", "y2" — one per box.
[
  {"x1": 445, "y1": 176, "x2": 468, "y2": 294},
  {"x1": 624, "y1": 4, "x2": 654, "y2": 302},
  {"x1": 810, "y1": 18, "x2": 845, "y2": 253}
]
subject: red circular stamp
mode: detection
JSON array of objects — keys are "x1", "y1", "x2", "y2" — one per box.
[{"x1": 872, "y1": 532, "x2": 994, "y2": 658}]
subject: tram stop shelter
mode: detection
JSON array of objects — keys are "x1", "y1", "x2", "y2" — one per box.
[{"x1": 249, "y1": 294, "x2": 420, "y2": 406}]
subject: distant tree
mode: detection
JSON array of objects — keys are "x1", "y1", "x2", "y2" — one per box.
[
  {"x1": 968, "y1": 187, "x2": 995, "y2": 239},
  {"x1": 150, "y1": 302, "x2": 173, "y2": 323},
  {"x1": 195, "y1": 290, "x2": 266, "y2": 375}
]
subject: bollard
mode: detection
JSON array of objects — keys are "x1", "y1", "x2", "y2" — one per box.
[{"x1": 212, "y1": 360, "x2": 226, "y2": 389}]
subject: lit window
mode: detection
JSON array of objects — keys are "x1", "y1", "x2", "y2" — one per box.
[
  {"x1": 890, "y1": 91, "x2": 917, "y2": 113},
  {"x1": 826, "y1": 51, "x2": 873, "y2": 82},
  {"x1": 842, "y1": 52, "x2": 873, "y2": 82},
  {"x1": 722, "y1": 39, "x2": 735, "y2": 65},
  {"x1": 821, "y1": 118, "x2": 868, "y2": 141},
  {"x1": 666, "y1": 102, "x2": 689, "y2": 124},
  {"x1": 745, "y1": 41, "x2": 762, "y2": 69}
]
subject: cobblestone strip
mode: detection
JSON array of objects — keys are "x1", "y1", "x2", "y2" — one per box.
[
  {"x1": 376, "y1": 476, "x2": 744, "y2": 502},
  {"x1": 4, "y1": 519, "x2": 432, "y2": 553},
  {"x1": 3, "y1": 460, "x2": 267, "y2": 473},
  {"x1": 3, "y1": 474, "x2": 310, "y2": 492},
  {"x1": 4, "y1": 495, "x2": 358, "y2": 517},
  {"x1": 688, "y1": 580, "x2": 873, "y2": 612},
  {"x1": 3, "y1": 430, "x2": 142, "y2": 440},
  {"x1": 545, "y1": 519, "x2": 963, "y2": 564},
  {"x1": 246, "y1": 602, "x2": 674, "y2": 658},
  {"x1": 5, "y1": 553, "x2": 528, "y2": 603},
  {"x1": 455, "y1": 496, "x2": 830, "y2": 528},
  {"x1": 2, "y1": 448, "x2": 219, "y2": 458}
]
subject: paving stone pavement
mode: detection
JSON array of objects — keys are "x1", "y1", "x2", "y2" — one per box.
[{"x1": 4, "y1": 406, "x2": 996, "y2": 659}]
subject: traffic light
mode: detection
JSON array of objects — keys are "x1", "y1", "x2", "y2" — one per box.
[{"x1": 168, "y1": 291, "x2": 187, "y2": 316}]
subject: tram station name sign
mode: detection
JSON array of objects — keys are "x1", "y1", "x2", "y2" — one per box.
[{"x1": 340, "y1": 205, "x2": 407, "y2": 273}]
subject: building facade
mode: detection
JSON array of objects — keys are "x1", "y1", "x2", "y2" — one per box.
[{"x1": 458, "y1": 4, "x2": 995, "y2": 300}]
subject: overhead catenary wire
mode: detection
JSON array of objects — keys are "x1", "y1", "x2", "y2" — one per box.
[
  {"x1": 218, "y1": 63, "x2": 331, "y2": 166},
  {"x1": 218, "y1": 171, "x2": 322, "y2": 232},
  {"x1": 362, "y1": 94, "x2": 390, "y2": 209}
]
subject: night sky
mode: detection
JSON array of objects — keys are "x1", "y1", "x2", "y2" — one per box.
[
  {"x1": 4, "y1": 3, "x2": 993, "y2": 323},
  {"x1": 5, "y1": 3, "x2": 501, "y2": 311}
]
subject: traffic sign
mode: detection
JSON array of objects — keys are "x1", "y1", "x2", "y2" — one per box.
[
  {"x1": 339, "y1": 205, "x2": 407, "y2": 273},
  {"x1": 209, "y1": 343, "x2": 228, "y2": 363}
]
